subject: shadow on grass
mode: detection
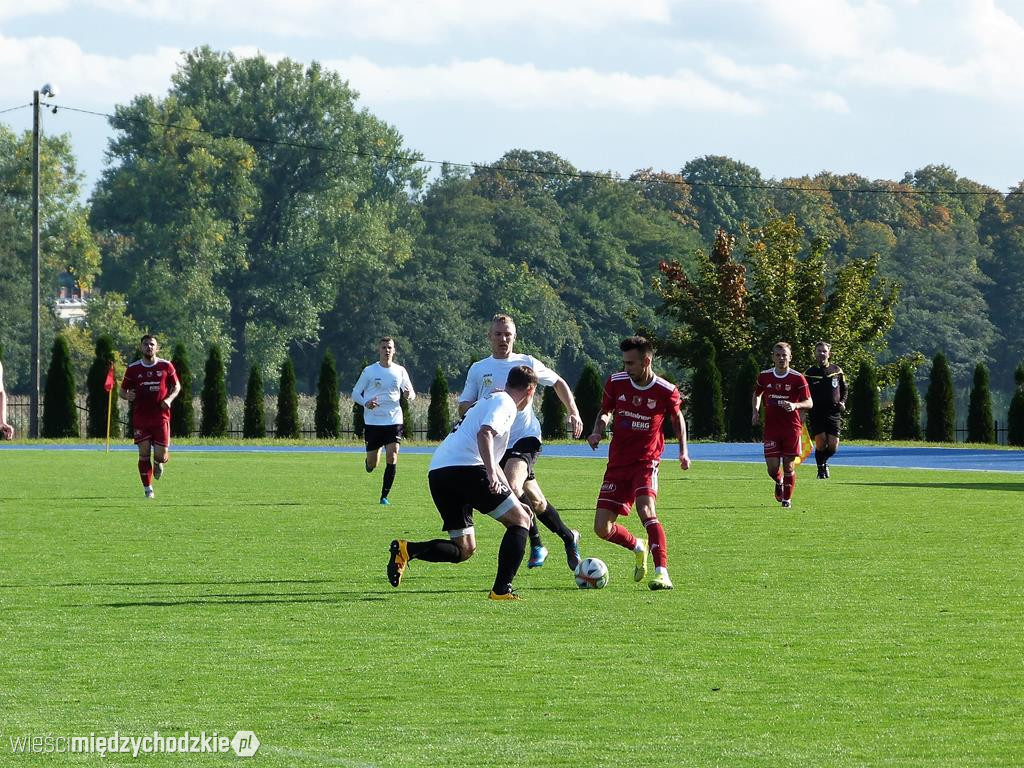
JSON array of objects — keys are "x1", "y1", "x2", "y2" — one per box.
[
  {"x1": 845, "y1": 481, "x2": 1024, "y2": 493},
  {"x1": 73, "y1": 585, "x2": 576, "y2": 608},
  {"x1": 0, "y1": 578, "x2": 333, "y2": 590}
]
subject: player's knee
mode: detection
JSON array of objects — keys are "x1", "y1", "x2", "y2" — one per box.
[
  {"x1": 456, "y1": 541, "x2": 476, "y2": 561},
  {"x1": 594, "y1": 520, "x2": 613, "y2": 539}
]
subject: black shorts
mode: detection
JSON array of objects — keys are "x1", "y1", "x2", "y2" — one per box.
[
  {"x1": 500, "y1": 437, "x2": 542, "y2": 481},
  {"x1": 428, "y1": 466, "x2": 516, "y2": 534},
  {"x1": 364, "y1": 423, "x2": 404, "y2": 452},
  {"x1": 809, "y1": 414, "x2": 842, "y2": 438}
]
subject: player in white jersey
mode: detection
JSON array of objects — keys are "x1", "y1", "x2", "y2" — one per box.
[
  {"x1": 387, "y1": 365, "x2": 539, "y2": 600},
  {"x1": 459, "y1": 314, "x2": 584, "y2": 572},
  {"x1": 351, "y1": 337, "x2": 416, "y2": 505}
]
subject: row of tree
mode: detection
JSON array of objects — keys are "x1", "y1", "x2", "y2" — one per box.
[
  {"x1": 3, "y1": 47, "x2": 1024, "y2": 413},
  {"x1": 38, "y1": 333, "x2": 1024, "y2": 446}
]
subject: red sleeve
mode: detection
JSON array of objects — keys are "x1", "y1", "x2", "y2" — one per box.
[
  {"x1": 799, "y1": 374, "x2": 811, "y2": 400},
  {"x1": 120, "y1": 369, "x2": 130, "y2": 392},
  {"x1": 753, "y1": 372, "x2": 764, "y2": 397},
  {"x1": 668, "y1": 385, "x2": 682, "y2": 414},
  {"x1": 167, "y1": 361, "x2": 179, "y2": 385},
  {"x1": 600, "y1": 377, "x2": 615, "y2": 413}
]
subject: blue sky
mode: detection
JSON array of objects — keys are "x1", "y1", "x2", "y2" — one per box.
[{"x1": 2, "y1": 0, "x2": 1023, "y2": 197}]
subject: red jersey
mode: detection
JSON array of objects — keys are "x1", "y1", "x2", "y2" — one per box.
[
  {"x1": 601, "y1": 372, "x2": 682, "y2": 467},
  {"x1": 755, "y1": 368, "x2": 810, "y2": 435},
  {"x1": 122, "y1": 358, "x2": 178, "y2": 422}
]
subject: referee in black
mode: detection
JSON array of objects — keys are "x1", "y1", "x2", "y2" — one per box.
[{"x1": 804, "y1": 341, "x2": 847, "y2": 479}]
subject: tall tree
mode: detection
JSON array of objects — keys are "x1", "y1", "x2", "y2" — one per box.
[
  {"x1": 42, "y1": 335, "x2": 79, "y2": 438},
  {"x1": 728, "y1": 355, "x2": 761, "y2": 441},
  {"x1": 90, "y1": 47, "x2": 426, "y2": 393},
  {"x1": 966, "y1": 363, "x2": 994, "y2": 443},
  {"x1": 315, "y1": 351, "x2": 341, "y2": 439},
  {"x1": 243, "y1": 365, "x2": 265, "y2": 439},
  {"x1": 200, "y1": 345, "x2": 228, "y2": 437},
  {"x1": 426, "y1": 367, "x2": 452, "y2": 441},
  {"x1": 655, "y1": 215, "x2": 898, "y2": 395},
  {"x1": 848, "y1": 360, "x2": 882, "y2": 440},
  {"x1": 0, "y1": 125, "x2": 99, "y2": 390},
  {"x1": 925, "y1": 353, "x2": 956, "y2": 443},
  {"x1": 1008, "y1": 362, "x2": 1024, "y2": 447},
  {"x1": 682, "y1": 155, "x2": 771, "y2": 241},
  {"x1": 85, "y1": 335, "x2": 119, "y2": 439},
  {"x1": 688, "y1": 340, "x2": 725, "y2": 439},
  {"x1": 276, "y1": 358, "x2": 300, "y2": 439},
  {"x1": 541, "y1": 386, "x2": 568, "y2": 440},
  {"x1": 170, "y1": 343, "x2": 195, "y2": 438},
  {"x1": 891, "y1": 360, "x2": 922, "y2": 440},
  {"x1": 574, "y1": 362, "x2": 604, "y2": 439}
]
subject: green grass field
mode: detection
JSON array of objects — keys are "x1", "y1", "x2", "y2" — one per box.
[{"x1": 2, "y1": 448, "x2": 1022, "y2": 766}]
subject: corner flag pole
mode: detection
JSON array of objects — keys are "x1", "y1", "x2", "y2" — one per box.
[{"x1": 104, "y1": 362, "x2": 115, "y2": 453}]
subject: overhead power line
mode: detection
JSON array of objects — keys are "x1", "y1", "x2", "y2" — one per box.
[
  {"x1": 0, "y1": 103, "x2": 31, "y2": 116},
  {"x1": 28, "y1": 101, "x2": 1020, "y2": 198}
]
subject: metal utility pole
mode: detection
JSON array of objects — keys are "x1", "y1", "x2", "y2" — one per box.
[{"x1": 30, "y1": 89, "x2": 41, "y2": 438}]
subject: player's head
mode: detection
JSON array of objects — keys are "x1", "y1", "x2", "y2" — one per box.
[
  {"x1": 140, "y1": 334, "x2": 159, "y2": 359},
  {"x1": 488, "y1": 314, "x2": 517, "y2": 359},
  {"x1": 772, "y1": 342, "x2": 792, "y2": 370},
  {"x1": 815, "y1": 341, "x2": 831, "y2": 364},
  {"x1": 505, "y1": 364, "x2": 538, "y2": 410},
  {"x1": 620, "y1": 336, "x2": 654, "y2": 383},
  {"x1": 378, "y1": 336, "x2": 395, "y2": 364}
]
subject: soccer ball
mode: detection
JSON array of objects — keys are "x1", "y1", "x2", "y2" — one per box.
[{"x1": 574, "y1": 557, "x2": 609, "y2": 589}]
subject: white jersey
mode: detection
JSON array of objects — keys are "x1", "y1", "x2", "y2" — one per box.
[
  {"x1": 352, "y1": 362, "x2": 415, "y2": 426},
  {"x1": 430, "y1": 391, "x2": 518, "y2": 470},
  {"x1": 460, "y1": 354, "x2": 559, "y2": 443}
]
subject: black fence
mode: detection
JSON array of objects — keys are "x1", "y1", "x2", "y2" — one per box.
[
  {"x1": 6, "y1": 395, "x2": 1016, "y2": 445},
  {"x1": 4, "y1": 395, "x2": 434, "y2": 441}
]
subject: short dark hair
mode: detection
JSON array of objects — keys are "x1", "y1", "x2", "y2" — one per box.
[
  {"x1": 505, "y1": 365, "x2": 538, "y2": 390},
  {"x1": 620, "y1": 336, "x2": 653, "y2": 357},
  {"x1": 379, "y1": 336, "x2": 394, "y2": 345},
  {"x1": 141, "y1": 333, "x2": 157, "y2": 345}
]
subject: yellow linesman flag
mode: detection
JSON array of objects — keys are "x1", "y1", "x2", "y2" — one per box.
[{"x1": 795, "y1": 422, "x2": 813, "y2": 466}]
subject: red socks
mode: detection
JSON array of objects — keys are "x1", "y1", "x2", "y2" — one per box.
[
  {"x1": 139, "y1": 458, "x2": 153, "y2": 486},
  {"x1": 643, "y1": 518, "x2": 667, "y2": 569},
  {"x1": 604, "y1": 523, "x2": 637, "y2": 551},
  {"x1": 783, "y1": 469, "x2": 796, "y2": 501}
]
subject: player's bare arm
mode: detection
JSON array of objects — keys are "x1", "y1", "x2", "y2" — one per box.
[
  {"x1": 751, "y1": 392, "x2": 762, "y2": 425},
  {"x1": 587, "y1": 411, "x2": 612, "y2": 449},
  {"x1": 553, "y1": 377, "x2": 584, "y2": 438},
  {"x1": 458, "y1": 400, "x2": 474, "y2": 418},
  {"x1": 162, "y1": 378, "x2": 182, "y2": 411},
  {"x1": 780, "y1": 396, "x2": 813, "y2": 413},
  {"x1": 476, "y1": 425, "x2": 507, "y2": 493},
  {"x1": 670, "y1": 409, "x2": 691, "y2": 470}
]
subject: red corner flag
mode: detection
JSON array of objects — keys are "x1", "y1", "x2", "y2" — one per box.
[{"x1": 104, "y1": 362, "x2": 116, "y2": 392}]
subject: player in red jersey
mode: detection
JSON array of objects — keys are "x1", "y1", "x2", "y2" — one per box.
[
  {"x1": 752, "y1": 342, "x2": 813, "y2": 508},
  {"x1": 587, "y1": 336, "x2": 690, "y2": 590},
  {"x1": 119, "y1": 334, "x2": 181, "y2": 498}
]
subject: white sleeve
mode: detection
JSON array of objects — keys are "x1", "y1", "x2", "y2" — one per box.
[
  {"x1": 529, "y1": 356, "x2": 560, "y2": 387},
  {"x1": 460, "y1": 364, "x2": 480, "y2": 405},
  {"x1": 351, "y1": 367, "x2": 370, "y2": 406},
  {"x1": 402, "y1": 368, "x2": 416, "y2": 402},
  {"x1": 480, "y1": 397, "x2": 516, "y2": 435}
]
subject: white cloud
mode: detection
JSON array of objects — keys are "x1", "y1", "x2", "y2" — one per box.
[
  {"x1": 327, "y1": 56, "x2": 762, "y2": 114},
  {"x1": 748, "y1": 0, "x2": 895, "y2": 60},
  {"x1": 705, "y1": 53, "x2": 802, "y2": 90},
  {"x1": 809, "y1": 90, "x2": 850, "y2": 114},
  {"x1": 0, "y1": 34, "x2": 179, "y2": 105},
  {"x1": 0, "y1": 0, "x2": 67, "y2": 22},
  {"x1": 77, "y1": 0, "x2": 671, "y2": 41}
]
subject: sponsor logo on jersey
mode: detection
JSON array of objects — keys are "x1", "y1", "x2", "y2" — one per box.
[
  {"x1": 785, "y1": 384, "x2": 791, "y2": 391},
  {"x1": 372, "y1": 378, "x2": 382, "y2": 389},
  {"x1": 482, "y1": 374, "x2": 493, "y2": 389},
  {"x1": 617, "y1": 394, "x2": 626, "y2": 401},
  {"x1": 632, "y1": 396, "x2": 642, "y2": 406},
  {"x1": 647, "y1": 399, "x2": 657, "y2": 409}
]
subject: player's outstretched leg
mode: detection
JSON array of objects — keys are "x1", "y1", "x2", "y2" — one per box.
[
  {"x1": 380, "y1": 463, "x2": 396, "y2": 505},
  {"x1": 526, "y1": 514, "x2": 547, "y2": 568},
  {"x1": 595, "y1": 509, "x2": 646, "y2": 582}
]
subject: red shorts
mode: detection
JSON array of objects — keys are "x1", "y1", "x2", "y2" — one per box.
[
  {"x1": 596, "y1": 461, "x2": 659, "y2": 516},
  {"x1": 763, "y1": 427, "x2": 801, "y2": 458},
  {"x1": 133, "y1": 417, "x2": 171, "y2": 447}
]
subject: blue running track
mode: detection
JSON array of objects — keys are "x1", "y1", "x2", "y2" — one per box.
[{"x1": 2, "y1": 442, "x2": 1023, "y2": 472}]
